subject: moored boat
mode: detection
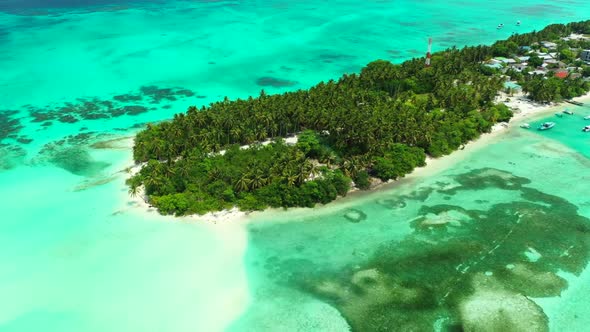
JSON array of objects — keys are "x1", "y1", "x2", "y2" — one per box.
[
  {"x1": 538, "y1": 122, "x2": 555, "y2": 130},
  {"x1": 563, "y1": 109, "x2": 574, "y2": 115},
  {"x1": 565, "y1": 100, "x2": 584, "y2": 106},
  {"x1": 583, "y1": 125, "x2": 590, "y2": 132},
  {"x1": 520, "y1": 123, "x2": 530, "y2": 129},
  {"x1": 584, "y1": 115, "x2": 590, "y2": 120},
  {"x1": 555, "y1": 113, "x2": 563, "y2": 118}
]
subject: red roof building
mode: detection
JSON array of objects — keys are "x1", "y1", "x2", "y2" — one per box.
[{"x1": 554, "y1": 71, "x2": 568, "y2": 79}]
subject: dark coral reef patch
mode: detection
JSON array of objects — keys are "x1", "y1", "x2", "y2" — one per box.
[
  {"x1": 35, "y1": 132, "x2": 112, "y2": 176},
  {"x1": 256, "y1": 77, "x2": 298, "y2": 88},
  {"x1": 25, "y1": 85, "x2": 197, "y2": 128},
  {"x1": 0, "y1": 144, "x2": 26, "y2": 170},
  {"x1": 0, "y1": 110, "x2": 23, "y2": 143},
  {"x1": 250, "y1": 168, "x2": 590, "y2": 331}
]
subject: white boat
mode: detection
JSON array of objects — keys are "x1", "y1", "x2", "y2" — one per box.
[
  {"x1": 516, "y1": 21, "x2": 521, "y2": 26},
  {"x1": 563, "y1": 109, "x2": 574, "y2": 115},
  {"x1": 497, "y1": 23, "x2": 504, "y2": 29},
  {"x1": 538, "y1": 122, "x2": 555, "y2": 131},
  {"x1": 584, "y1": 115, "x2": 590, "y2": 120},
  {"x1": 520, "y1": 123, "x2": 530, "y2": 129},
  {"x1": 583, "y1": 125, "x2": 590, "y2": 132}
]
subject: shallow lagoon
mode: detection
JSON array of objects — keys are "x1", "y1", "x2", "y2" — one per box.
[
  {"x1": 1, "y1": 1, "x2": 590, "y2": 331},
  {"x1": 233, "y1": 116, "x2": 590, "y2": 331}
]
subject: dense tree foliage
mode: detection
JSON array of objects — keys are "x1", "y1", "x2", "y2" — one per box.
[
  {"x1": 127, "y1": 20, "x2": 590, "y2": 216},
  {"x1": 522, "y1": 76, "x2": 590, "y2": 103},
  {"x1": 490, "y1": 20, "x2": 590, "y2": 102},
  {"x1": 527, "y1": 53, "x2": 543, "y2": 68},
  {"x1": 504, "y1": 20, "x2": 590, "y2": 49}
]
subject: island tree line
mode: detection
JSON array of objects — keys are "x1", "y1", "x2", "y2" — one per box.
[{"x1": 128, "y1": 20, "x2": 590, "y2": 216}]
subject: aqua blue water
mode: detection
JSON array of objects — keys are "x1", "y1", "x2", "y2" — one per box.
[
  {"x1": 234, "y1": 113, "x2": 590, "y2": 331},
  {"x1": 1, "y1": 1, "x2": 590, "y2": 331},
  {"x1": 531, "y1": 107, "x2": 590, "y2": 159}
]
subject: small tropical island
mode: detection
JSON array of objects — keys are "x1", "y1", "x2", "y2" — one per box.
[{"x1": 128, "y1": 20, "x2": 590, "y2": 216}]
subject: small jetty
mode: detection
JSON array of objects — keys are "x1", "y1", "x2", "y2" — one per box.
[{"x1": 565, "y1": 100, "x2": 584, "y2": 106}]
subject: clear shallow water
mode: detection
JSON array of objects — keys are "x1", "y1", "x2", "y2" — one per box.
[
  {"x1": 1, "y1": 1, "x2": 590, "y2": 331},
  {"x1": 236, "y1": 118, "x2": 590, "y2": 331}
]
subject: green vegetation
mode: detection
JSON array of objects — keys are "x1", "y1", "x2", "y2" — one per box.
[
  {"x1": 132, "y1": 22, "x2": 590, "y2": 216},
  {"x1": 522, "y1": 76, "x2": 589, "y2": 103},
  {"x1": 490, "y1": 20, "x2": 590, "y2": 102},
  {"x1": 129, "y1": 20, "x2": 590, "y2": 216}
]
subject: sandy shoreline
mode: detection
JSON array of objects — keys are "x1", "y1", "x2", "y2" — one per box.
[
  {"x1": 120, "y1": 155, "x2": 249, "y2": 223},
  {"x1": 120, "y1": 91, "x2": 590, "y2": 224}
]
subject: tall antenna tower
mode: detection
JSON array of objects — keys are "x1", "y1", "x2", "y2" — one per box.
[{"x1": 425, "y1": 37, "x2": 432, "y2": 67}]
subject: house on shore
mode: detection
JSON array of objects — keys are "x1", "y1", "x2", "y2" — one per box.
[
  {"x1": 536, "y1": 53, "x2": 554, "y2": 61},
  {"x1": 504, "y1": 81, "x2": 522, "y2": 92},
  {"x1": 541, "y1": 41, "x2": 558, "y2": 50},
  {"x1": 485, "y1": 63, "x2": 503, "y2": 70},
  {"x1": 528, "y1": 69, "x2": 547, "y2": 76},
  {"x1": 519, "y1": 46, "x2": 532, "y2": 52},
  {"x1": 562, "y1": 33, "x2": 589, "y2": 41},
  {"x1": 554, "y1": 70, "x2": 569, "y2": 79},
  {"x1": 544, "y1": 59, "x2": 566, "y2": 68},
  {"x1": 508, "y1": 62, "x2": 528, "y2": 72},
  {"x1": 580, "y1": 50, "x2": 590, "y2": 62}
]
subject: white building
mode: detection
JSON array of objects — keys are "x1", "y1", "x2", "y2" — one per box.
[
  {"x1": 563, "y1": 33, "x2": 589, "y2": 41},
  {"x1": 541, "y1": 41, "x2": 557, "y2": 49},
  {"x1": 536, "y1": 53, "x2": 553, "y2": 60},
  {"x1": 509, "y1": 63, "x2": 528, "y2": 72},
  {"x1": 581, "y1": 50, "x2": 590, "y2": 62},
  {"x1": 529, "y1": 69, "x2": 547, "y2": 76}
]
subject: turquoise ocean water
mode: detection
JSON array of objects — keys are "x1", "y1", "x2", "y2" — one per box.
[{"x1": 1, "y1": 1, "x2": 590, "y2": 331}]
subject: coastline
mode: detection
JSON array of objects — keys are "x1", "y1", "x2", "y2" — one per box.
[
  {"x1": 121, "y1": 151, "x2": 250, "y2": 224},
  {"x1": 121, "y1": 91, "x2": 590, "y2": 224}
]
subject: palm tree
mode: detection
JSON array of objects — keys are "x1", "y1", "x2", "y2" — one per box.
[
  {"x1": 208, "y1": 168, "x2": 223, "y2": 182},
  {"x1": 143, "y1": 173, "x2": 161, "y2": 195},
  {"x1": 178, "y1": 162, "x2": 190, "y2": 178},
  {"x1": 128, "y1": 185, "x2": 139, "y2": 198},
  {"x1": 296, "y1": 160, "x2": 313, "y2": 184},
  {"x1": 152, "y1": 138, "x2": 166, "y2": 160},
  {"x1": 234, "y1": 174, "x2": 252, "y2": 192},
  {"x1": 342, "y1": 159, "x2": 358, "y2": 177},
  {"x1": 287, "y1": 174, "x2": 298, "y2": 187},
  {"x1": 165, "y1": 144, "x2": 176, "y2": 165},
  {"x1": 323, "y1": 152, "x2": 337, "y2": 168},
  {"x1": 230, "y1": 127, "x2": 242, "y2": 143},
  {"x1": 250, "y1": 169, "x2": 267, "y2": 189},
  {"x1": 309, "y1": 163, "x2": 320, "y2": 180}
]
